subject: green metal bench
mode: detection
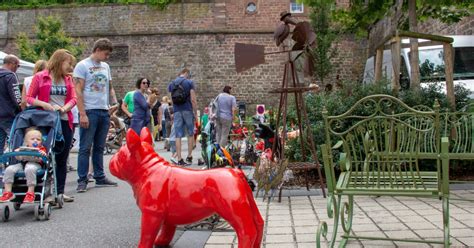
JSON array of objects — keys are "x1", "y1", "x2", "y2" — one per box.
[{"x1": 316, "y1": 94, "x2": 450, "y2": 247}]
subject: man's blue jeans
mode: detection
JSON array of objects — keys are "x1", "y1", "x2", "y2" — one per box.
[
  {"x1": 77, "y1": 110, "x2": 110, "y2": 183},
  {"x1": 0, "y1": 119, "x2": 13, "y2": 156}
]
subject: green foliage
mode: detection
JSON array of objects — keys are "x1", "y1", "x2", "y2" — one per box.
[
  {"x1": 306, "y1": 0, "x2": 338, "y2": 84},
  {"x1": 312, "y1": 0, "x2": 474, "y2": 37},
  {"x1": 16, "y1": 16, "x2": 84, "y2": 61},
  {"x1": 285, "y1": 81, "x2": 471, "y2": 162},
  {"x1": 0, "y1": 0, "x2": 175, "y2": 9}
]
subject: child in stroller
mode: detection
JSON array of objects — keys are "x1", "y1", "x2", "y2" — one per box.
[
  {"x1": 0, "y1": 109, "x2": 63, "y2": 221},
  {"x1": 0, "y1": 128, "x2": 47, "y2": 203}
]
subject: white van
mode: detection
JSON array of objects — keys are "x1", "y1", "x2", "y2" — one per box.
[{"x1": 363, "y1": 35, "x2": 474, "y2": 97}]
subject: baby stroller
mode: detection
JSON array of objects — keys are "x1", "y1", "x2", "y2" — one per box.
[
  {"x1": 104, "y1": 116, "x2": 126, "y2": 154},
  {"x1": 0, "y1": 109, "x2": 63, "y2": 221}
]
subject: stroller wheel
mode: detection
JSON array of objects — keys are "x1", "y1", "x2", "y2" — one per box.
[
  {"x1": 13, "y1": 202, "x2": 21, "y2": 210},
  {"x1": 34, "y1": 205, "x2": 41, "y2": 221},
  {"x1": 43, "y1": 203, "x2": 51, "y2": 220},
  {"x1": 2, "y1": 205, "x2": 10, "y2": 222}
]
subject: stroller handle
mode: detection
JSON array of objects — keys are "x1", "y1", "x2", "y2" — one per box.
[{"x1": 0, "y1": 151, "x2": 48, "y2": 164}]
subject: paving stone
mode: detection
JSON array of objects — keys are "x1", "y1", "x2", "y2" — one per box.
[
  {"x1": 268, "y1": 210, "x2": 290, "y2": 215},
  {"x1": 398, "y1": 215, "x2": 427, "y2": 223},
  {"x1": 268, "y1": 215, "x2": 292, "y2": 221},
  {"x1": 394, "y1": 242, "x2": 431, "y2": 247},
  {"x1": 295, "y1": 233, "x2": 315, "y2": 242},
  {"x1": 377, "y1": 223, "x2": 406, "y2": 231},
  {"x1": 265, "y1": 243, "x2": 296, "y2": 248},
  {"x1": 267, "y1": 220, "x2": 292, "y2": 227},
  {"x1": 292, "y1": 209, "x2": 315, "y2": 215},
  {"x1": 450, "y1": 228, "x2": 474, "y2": 238},
  {"x1": 351, "y1": 216, "x2": 375, "y2": 224},
  {"x1": 291, "y1": 204, "x2": 313, "y2": 209},
  {"x1": 293, "y1": 219, "x2": 318, "y2": 227},
  {"x1": 389, "y1": 210, "x2": 420, "y2": 216},
  {"x1": 296, "y1": 242, "x2": 318, "y2": 248},
  {"x1": 457, "y1": 236, "x2": 474, "y2": 246},
  {"x1": 266, "y1": 226, "x2": 293, "y2": 234},
  {"x1": 353, "y1": 231, "x2": 387, "y2": 238},
  {"x1": 264, "y1": 234, "x2": 294, "y2": 243},
  {"x1": 294, "y1": 226, "x2": 317, "y2": 234},
  {"x1": 414, "y1": 229, "x2": 444, "y2": 238},
  {"x1": 405, "y1": 221, "x2": 437, "y2": 230},
  {"x1": 370, "y1": 216, "x2": 400, "y2": 223},
  {"x1": 351, "y1": 223, "x2": 382, "y2": 232},
  {"x1": 384, "y1": 230, "x2": 419, "y2": 239},
  {"x1": 268, "y1": 204, "x2": 290, "y2": 208},
  {"x1": 292, "y1": 214, "x2": 316, "y2": 220},
  {"x1": 360, "y1": 240, "x2": 395, "y2": 247},
  {"x1": 206, "y1": 235, "x2": 235, "y2": 244}
]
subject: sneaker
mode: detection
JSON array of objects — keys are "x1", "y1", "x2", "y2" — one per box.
[
  {"x1": 186, "y1": 156, "x2": 193, "y2": 164},
  {"x1": 95, "y1": 177, "x2": 118, "y2": 187},
  {"x1": 198, "y1": 158, "x2": 205, "y2": 165},
  {"x1": 177, "y1": 159, "x2": 189, "y2": 167},
  {"x1": 0, "y1": 191, "x2": 15, "y2": 202},
  {"x1": 23, "y1": 192, "x2": 35, "y2": 204},
  {"x1": 63, "y1": 194, "x2": 74, "y2": 202},
  {"x1": 67, "y1": 165, "x2": 77, "y2": 172},
  {"x1": 170, "y1": 157, "x2": 178, "y2": 164},
  {"x1": 76, "y1": 181, "x2": 88, "y2": 193}
]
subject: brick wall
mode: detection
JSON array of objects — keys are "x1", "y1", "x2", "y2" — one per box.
[{"x1": 0, "y1": 0, "x2": 365, "y2": 111}]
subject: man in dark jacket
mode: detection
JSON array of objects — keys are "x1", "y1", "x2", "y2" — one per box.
[{"x1": 0, "y1": 54, "x2": 21, "y2": 155}]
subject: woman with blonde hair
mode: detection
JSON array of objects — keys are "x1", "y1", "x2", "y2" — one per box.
[
  {"x1": 27, "y1": 49, "x2": 77, "y2": 203},
  {"x1": 21, "y1": 59, "x2": 47, "y2": 109}
]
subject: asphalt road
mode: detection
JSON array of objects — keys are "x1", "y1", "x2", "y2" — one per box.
[{"x1": 0, "y1": 140, "x2": 202, "y2": 248}]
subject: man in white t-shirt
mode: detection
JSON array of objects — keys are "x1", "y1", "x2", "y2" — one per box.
[{"x1": 73, "y1": 38, "x2": 118, "y2": 192}]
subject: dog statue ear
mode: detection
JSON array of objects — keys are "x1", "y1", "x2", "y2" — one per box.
[
  {"x1": 126, "y1": 129, "x2": 142, "y2": 153},
  {"x1": 140, "y1": 127, "x2": 153, "y2": 146}
]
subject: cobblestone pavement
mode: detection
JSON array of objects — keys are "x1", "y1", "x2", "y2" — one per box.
[
  {"x1": 203, "y1": 192, "x2": 474, "y2": 248},
  {"x1": 1, "y1": 139, "x2": 472, "y2": 248}
]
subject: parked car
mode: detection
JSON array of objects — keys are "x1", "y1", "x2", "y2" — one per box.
[{"x1": 363, "y1": 35, "x2": 474, "y2": 98}]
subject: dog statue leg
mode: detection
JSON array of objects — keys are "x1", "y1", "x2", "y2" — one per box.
[
  {"x1": 217, "y1": 203, "x2": 258, "y2": 248},
  {"x1": 247, "y1": 191, "x2": 264, "y2": 248},
  {"x1": 154, "y1": 223, "x2": 176, "y2": 247},
  {"x1": 138, "y1": 212, "x2": 163, "y2": 248}
]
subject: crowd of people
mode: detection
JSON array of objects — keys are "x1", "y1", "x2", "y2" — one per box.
[{"x1": 0, "y1": 38, "x2": 239, "y2": 205}]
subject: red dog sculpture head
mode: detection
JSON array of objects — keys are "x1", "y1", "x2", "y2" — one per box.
[{"x1": 110, "y1": 128, "x2": 264, "y2": 248}]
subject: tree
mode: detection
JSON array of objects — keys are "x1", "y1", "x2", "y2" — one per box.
[
  {"x1": 16, "y1": 15, "x2": 84, "y2": 61},
  {"x1": 330, "y1": 0, "x2": 472, "y2": 38},
  {"x1": 300, "y1": 0, "x2": 338, "y2": 85}
]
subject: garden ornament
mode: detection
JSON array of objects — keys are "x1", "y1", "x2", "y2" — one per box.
[{"x1": 109, "y1": 128, "x2": 264, "y2": 248}]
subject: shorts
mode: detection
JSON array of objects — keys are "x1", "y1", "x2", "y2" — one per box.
[{"x1": 173, "y1": 110, "x2": 194, "y2": 138}]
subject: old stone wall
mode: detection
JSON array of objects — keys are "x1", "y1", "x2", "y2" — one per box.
[{"x1": 0, "y1": 0, "x2": 366, "y2": 110}]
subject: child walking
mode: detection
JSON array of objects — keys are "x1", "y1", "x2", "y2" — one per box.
[{"x1": 0, "y1": 127, "x2": 47, "y2": 203}]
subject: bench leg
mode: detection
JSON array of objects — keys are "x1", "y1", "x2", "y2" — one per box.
[
  {"x1": 339, "y1": 195, "x2": 354, "y2": 247},
  {"x1": 442, "y1": 196, "x2": 450, "y2": 248},
  {"x1": 316, "y1": 194, "x2": 341, "y2": 248}
]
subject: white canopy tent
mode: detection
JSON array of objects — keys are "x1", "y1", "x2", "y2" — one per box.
[{"x1": 0, "y1": 51, "x2": 34, "y2": 83}]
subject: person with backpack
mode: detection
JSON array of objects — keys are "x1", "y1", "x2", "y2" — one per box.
[
  {"x1": 167, "y1": 68, "x2": 197, "y2": 166},
  {"x1": 214, "y1": 86, "x2": 237, "y2": 147}
]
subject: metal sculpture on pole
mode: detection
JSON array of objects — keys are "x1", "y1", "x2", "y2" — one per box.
[{"x1": 235, "y1": 11, "x2": 326, "y2": 201}]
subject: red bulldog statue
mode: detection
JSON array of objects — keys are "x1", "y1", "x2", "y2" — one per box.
[{"x1": 110, "y1": 128, "x2": 264, "y2": 248}]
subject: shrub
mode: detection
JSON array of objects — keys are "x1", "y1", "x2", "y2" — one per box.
[{"x1": 285, "y1": 81, "x2": 472, "y2": 163}]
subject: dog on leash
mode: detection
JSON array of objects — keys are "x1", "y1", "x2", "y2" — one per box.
[{"x1": 109, "y1": 128, "x2": 264, "y2": 248}]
